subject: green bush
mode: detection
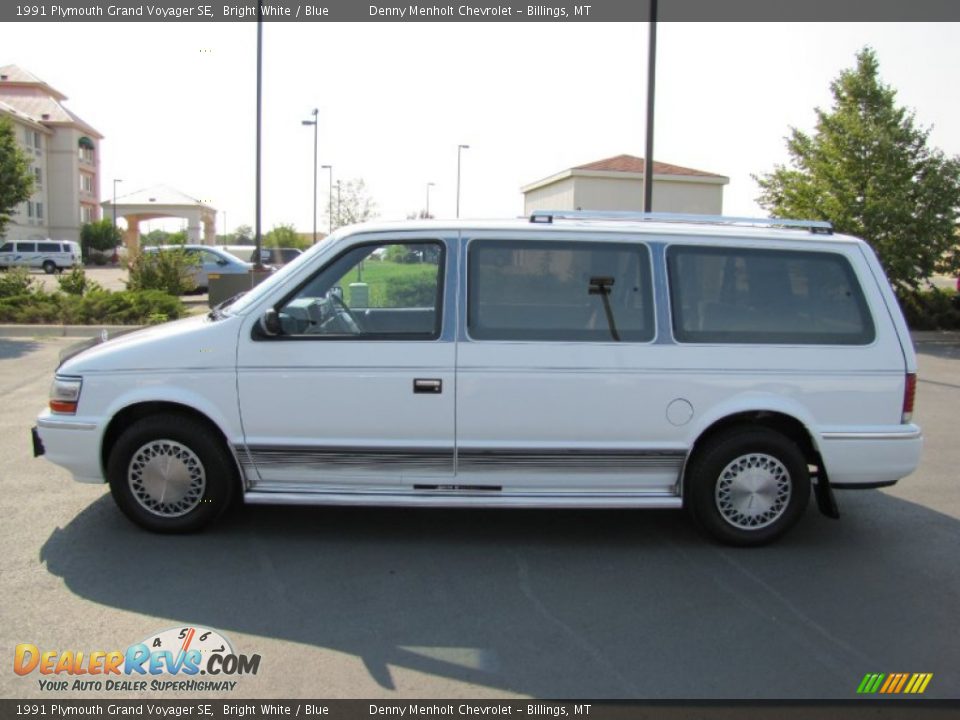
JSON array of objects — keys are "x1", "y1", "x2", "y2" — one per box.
[
  {"x1": 126, "y1": 247, "x2": 198, "y2": 296},
  {"x1": 0, "y1": 288, "x2": 185, "y2": 325},
  {"x1": 382, "y1": 273, "x2": 438, "y2": 307},
  {"x1": 57, "y1": 267, "x2": 103, "y2": 296},
  {"x1": 0, "y1": 267, "x2": 36, "y2": 297},
  {"x1": 897, "y1": 288, "x2": 960, "y2": 330}
]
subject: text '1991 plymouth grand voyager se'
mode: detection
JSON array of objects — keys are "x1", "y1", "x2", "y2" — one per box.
[{"x1": 32, "y1": 212, "x2": 923, "y2": 545}]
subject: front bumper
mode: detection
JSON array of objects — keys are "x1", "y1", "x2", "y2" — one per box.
[
  {"x1": 31, "y1": 426, "x2": 45, "y2": 457},
  {"x1": 34, "y1": 412, "x2": 104, "y2": 483}
]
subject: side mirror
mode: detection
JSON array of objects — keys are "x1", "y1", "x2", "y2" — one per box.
[{"x1": 260, "y1": 308, "x2": 282, "y2": 337}]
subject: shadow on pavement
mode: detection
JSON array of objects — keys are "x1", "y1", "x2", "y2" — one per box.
[
  {"x1": 39, "y1": 492, "x2": 960, "y2": 699},
  {"x1": 0, "y1": 339, "x2": 41, "y2": 360}
]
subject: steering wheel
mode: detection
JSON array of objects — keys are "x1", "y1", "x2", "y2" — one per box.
[{"x1": 326, "y1": 293, "x2": 362, "y2": 334}]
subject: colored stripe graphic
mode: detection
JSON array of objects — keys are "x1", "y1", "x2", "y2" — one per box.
[{"x1": 857, "y1": 672, "x2": 932, "y2": 694}]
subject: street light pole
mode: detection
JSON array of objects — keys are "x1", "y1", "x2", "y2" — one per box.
[
  {"x1": 425, "y1": 181, "x2": 435, "y2": 218},
  {"x1": 321, "y1": 165, "x2": 333, "y2": 235},
  {"x1": 112, "y1": 178, "x2": 122, "y2": 229},
  {"x1": 642, "y1": 0, "x2": 657, "y2": 213},
  {"x1": 456, "y1": 144, "x2": 469, "y2": 218},
  {"x1": 301, "y1": 108, "x2": 319, "y2": 245},
  {"x1": 336, "y1": 180, "x2": 341, "y2": 230}
]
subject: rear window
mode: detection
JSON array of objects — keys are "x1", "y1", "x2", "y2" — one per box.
[
  {"x1": 468, "y1": 239, "x2": 655, "y2": 342},
  {"x1": 38, "y1": 242, "x2": 60, "y2": 253},
  {"x1": 667, "y1": 246, "x2": 875, "y2": 345}
]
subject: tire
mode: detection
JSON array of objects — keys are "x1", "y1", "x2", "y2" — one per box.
[
  {"x1": 107, "y1": 413, "x2": 237, "y2": 533},
  {"x1": 684, "y1": 426, "x2": 810, "y2": 546},
  {"x1": 42, "y1": 260, "x2": 57, "y2": 274}
]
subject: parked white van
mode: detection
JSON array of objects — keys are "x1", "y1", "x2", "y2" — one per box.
[
  {"x1": 32, "y1": 213, "x2": 923, "y2": 545},
  {"x1": 0, "y1": 239, "x2": 81, "y2": 273}
]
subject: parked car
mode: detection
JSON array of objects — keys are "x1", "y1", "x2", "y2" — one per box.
[
  {"x1": 143, "y1": 244, "x2": 254, "y2": 292},
  {"x1": 0, "y1": 239, "x2": 81, "y2": 273},
  {"x1": 249, "y1": 246, "x2": 303, "y2": 266},
  {"x1": 33, "y1": 212, "x2": 922, "y2": 545}
]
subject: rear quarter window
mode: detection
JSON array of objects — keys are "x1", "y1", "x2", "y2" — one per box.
[{"x1": 667, "y1": 245, "x2": 875, "y2": 345}]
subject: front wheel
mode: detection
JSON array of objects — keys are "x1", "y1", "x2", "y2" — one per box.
[
  {"x1": 684, "y1": 426, "x2": 810, "y2": 546},
  {"x1": 107, "y1": 414, "x2": 237, "y2": 533}
]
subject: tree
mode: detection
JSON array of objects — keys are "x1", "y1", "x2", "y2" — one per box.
[
  {"x1": 80, "y1": 218, "x2": 123, "y2": 255},
  {"x1": 0, "y1": 115, "x2": 35, "y2": 239},
  {"x1": 233, "y1": 224, "x2": 254, "y2": 244},
  {"x1": 755, "y1": 47, "x2": 960, "y2": 292},
  {"x1": 264, "y1": 223, "x2": 309, "y2": 250},
  {"x1": 327, "y1": 178, "x2": 378, "y2": 231}
]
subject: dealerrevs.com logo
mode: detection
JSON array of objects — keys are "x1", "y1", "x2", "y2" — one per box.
[{"x1": 14, "y1": 626, "x2": 261, "y2": 692}]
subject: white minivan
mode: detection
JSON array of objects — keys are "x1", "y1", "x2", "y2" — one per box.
[
  {"x1": 32, "y1": 213, "x2": 923, "y2": 545},
  {"x1": 0, "y1": 239, "x2": 81, "y2": 273}
]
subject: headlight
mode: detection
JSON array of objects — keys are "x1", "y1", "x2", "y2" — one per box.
[{"x1": 50, "y1": 376, "x2": 83, "y2": 415}]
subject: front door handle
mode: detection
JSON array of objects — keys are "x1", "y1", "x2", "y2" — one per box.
[{"x1": 413, "y1": 378, "x2": 442, "y2": 394}]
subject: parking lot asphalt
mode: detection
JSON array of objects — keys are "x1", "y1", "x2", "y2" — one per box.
[{"x1": 1, "y1": 336, "x2": 958, "y2": 701}]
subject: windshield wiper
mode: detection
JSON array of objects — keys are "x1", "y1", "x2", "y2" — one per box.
[
  {"x1": 207, "y1": 291, "x2": 247, "y2": 321},
  {"x1": 588, "y1": 276, "x2": 620, "y2": 342}
]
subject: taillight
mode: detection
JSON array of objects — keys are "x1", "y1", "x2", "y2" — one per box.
[
  {"x1": 902, "y1": 372, "x2": 917, "y2": 424},
  {"x1": 50, "y1": 376, "x2": 82, "y2": 415}
]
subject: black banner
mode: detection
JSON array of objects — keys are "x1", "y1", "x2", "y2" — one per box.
[{"x1": 3, "y1": 0, "x2": 960, "y2": 23}]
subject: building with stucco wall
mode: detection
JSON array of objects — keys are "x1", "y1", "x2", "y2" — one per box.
[
  {"x1": 0, "y1": 65, "x2": 103, "y2": 243},
  {"x1": 522, "y1": 154, "x2": 729, "y2": 216}
]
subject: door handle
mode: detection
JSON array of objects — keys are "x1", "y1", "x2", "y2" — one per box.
[{"x1": 413, "y1": 378, "x2": 442, "y2": 394}]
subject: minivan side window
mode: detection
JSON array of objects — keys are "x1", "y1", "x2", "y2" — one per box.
[
  {"x1": 467, "y1": 240, "x2": 655, "y2": 342},
  {"x1": 667, "y1": 246, "x2": 875, "y2": 345},
  {"x1": 38, "y1": 242, "x2": 60, "y2": 253},
  {"x1": 274, "y1": 241, "x2": 444, "y2": 339},
  {"x1": 18, "y1": 242, "x2": 37, "y2": 253},
  {"x1": 0, "y1": 243, "x2": 12, "y2": 252}
]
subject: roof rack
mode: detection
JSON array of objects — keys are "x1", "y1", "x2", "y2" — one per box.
[{"x1": 528, "y1": 210, "x2": 833, "y2": 234}]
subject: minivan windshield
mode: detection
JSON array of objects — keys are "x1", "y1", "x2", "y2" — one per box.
[{"x1": 224, "y1": 233, "x2": 339, "y2": 316}]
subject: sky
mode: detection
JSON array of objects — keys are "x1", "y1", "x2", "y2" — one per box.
[{"x1": 5, "y1": 21, "x2": 960, "y2": 235}]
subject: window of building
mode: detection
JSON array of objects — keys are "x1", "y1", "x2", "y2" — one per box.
[
  {"x1": 272, "y1": 241, "x2": 444, "y2": 339},
  {"x1": 36, "y1": 202, "x2": 43, "y2": 220},
  {"x1": 34, "y1": 167, "x2": 42, "y2": 186},
  {"x1": 80, "y1": 205, "x2": 93, "y2": 223},
  {"x1": 33, "y1": 131, "x2": 41, "y2": 149},
  {"x1": 78, "y1": 137, "x2": 95, "y2": 163},
  {"x1": 666, "y1": 245, "x2": 875, "y2": 345},
  {"x1": 467, "y1": 239, "x2": 655, "y2": 342},
  {"x1": 26, "y1": 201, "x2": 34, "y2": 218},
  {"x1": 80, "y1": 173, "x2": 93, "y2": 192}
]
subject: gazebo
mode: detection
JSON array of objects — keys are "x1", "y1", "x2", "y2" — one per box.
[{"x1": 100, "y1": 185, "x2": 217, "y2": 251}]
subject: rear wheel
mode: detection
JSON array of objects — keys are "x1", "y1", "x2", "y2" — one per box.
[
  {"x1": 684, "y1": 426, "x2": 810, "y2": 546},
  {"x1": 107, "y1": 414, "x2": 237, "y2": 533},
  {"x1": 42, "y1": 260, "x2": 57, "y2": 274}
]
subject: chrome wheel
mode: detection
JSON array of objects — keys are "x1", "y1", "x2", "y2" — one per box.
[
  {"x1": 715, "y1": 453, "x2": 791, "y2": 530},
  {"x1": 128, "y1": 440, "x2": 206, "y2": 518}
]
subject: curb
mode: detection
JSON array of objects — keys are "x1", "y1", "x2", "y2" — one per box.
[
  {"x1": 911, "y1": 331, "x2": 960, "y2": 343},
  {"x1": 0, "y1": 325, "x2": 144, "y2": 338}
]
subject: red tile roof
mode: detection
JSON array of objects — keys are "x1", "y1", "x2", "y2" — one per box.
[{"x1": 575, "y1": 154, "x2": 724, "y2": 178}]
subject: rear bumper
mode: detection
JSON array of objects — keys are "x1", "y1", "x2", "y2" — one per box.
[{"x1": 819, "y1": 426, "x2": 922, "y2": 487}]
